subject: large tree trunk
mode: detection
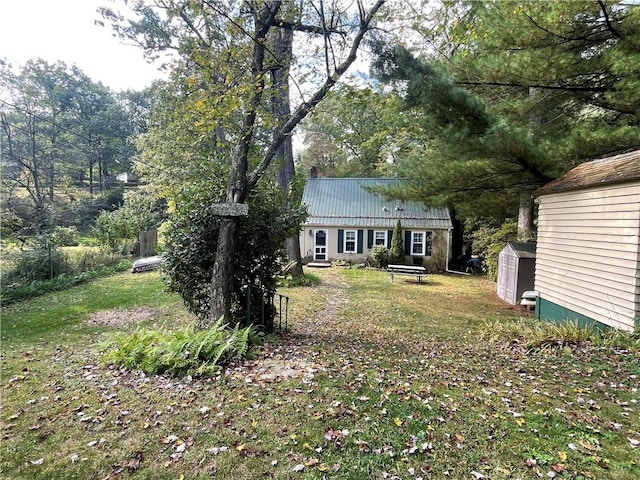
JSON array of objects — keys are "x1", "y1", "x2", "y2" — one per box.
[
  {"x1": 205, "y1": 217, "x2": 238, "y2": 327},
  {"x1": 272, "y1": 26, "x2": 304, "y2": 277}
]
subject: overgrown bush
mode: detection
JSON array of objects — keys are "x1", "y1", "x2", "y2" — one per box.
[
  {"x1": 471, "y1": 221, "x2": 518, "y2": 279},
  {"x1": 52, "y1": 226, "x2": 80, "y2": 246},
  {"x1": 3, "y1": 236, "x2": 66, "y2": 282},
  {"x1": 102, "y1": 319, "x2": 259, "y2": 377},
  {"x1": 370, "y1": 245, "x2": 389, "y2": 268},
  {"x1": 162, "y1": 181, "x2": 306, "y2": 328},
  {"x1": 92, "y1": 187, "x2": 166, "y2": 253},
  {"x1": 1, "y1": 241, "x2": 127, "y2": 304},
  {"x1": 480, "y1": 317, "x2": 639, "y2": 353}
]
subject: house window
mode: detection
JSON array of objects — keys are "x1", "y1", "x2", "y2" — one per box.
[
  {"x1": 374, "y1": 230, "x2": 387, "y2": 246},
  {"x1": 344, "y1": 230, "x2": 357, "y2": 253},
  {"x1": 411, "y1": 232, "x2": 425, "y2": 255},
  {"x1": 411, "y1": 231, "x2": 433, "y2": 256}
]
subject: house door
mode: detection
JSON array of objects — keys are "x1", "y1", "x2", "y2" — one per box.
[{"x1": 314, "y1": 229, "x2": 328, "y2": 261}]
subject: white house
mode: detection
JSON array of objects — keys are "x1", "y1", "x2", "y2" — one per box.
[
  {"x1": 299, "y1": 178, "x2": 453, "y2": 271},
  {"x1": 534, "y1": 150, "x2": 640, "y2": 332}
]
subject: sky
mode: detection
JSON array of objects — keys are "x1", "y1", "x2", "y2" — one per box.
[{"x1": 0, "y1": 0, "x2": 165, "y2": 91}]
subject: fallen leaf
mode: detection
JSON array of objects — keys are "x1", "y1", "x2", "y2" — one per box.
[
  {"x1": 394, "y1": 417, "x2": 404, "y2": 426},
  {"x1": 29, "y1": 458, "x2": 44, "y2": 465},
  {"x1": 292, "y1": 463, "x2": 305, "y2": 472}
]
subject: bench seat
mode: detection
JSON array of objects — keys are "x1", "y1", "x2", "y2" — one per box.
[{"x1": 386, "y1": 264, "x2": 427, "y2": 283}]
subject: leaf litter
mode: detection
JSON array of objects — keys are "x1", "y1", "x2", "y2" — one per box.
[{"x1": 2, "y1": 267, "x2": 638, "y2": 479}]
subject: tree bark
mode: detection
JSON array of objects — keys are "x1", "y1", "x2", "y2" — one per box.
[
  {"x1": 517, "y1": 191, "x2": 534, "y2": 241},
  {"x1": 205, "y1": 217, "x2": 238, "y2": 327},
  {"x1": 272, "y1": 24, "x2": 304, "y2": 277}
]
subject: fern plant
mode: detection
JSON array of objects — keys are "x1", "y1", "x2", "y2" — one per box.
[{"x1": 102, "y1": 318, "x2": 258, "y2": 377}]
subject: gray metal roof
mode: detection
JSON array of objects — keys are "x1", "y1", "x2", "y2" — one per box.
[{"x1": 301, "y1": 178, "x2": 452, "y2": 229}]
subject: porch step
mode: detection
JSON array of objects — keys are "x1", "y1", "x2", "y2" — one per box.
[{"x1": 307, "y1": 262, "x2": 332, "y2": 268}]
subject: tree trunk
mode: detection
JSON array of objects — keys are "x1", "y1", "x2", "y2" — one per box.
[
  {"x1": 272, "y1": 25, "x2": 304, "y2": 277},
  {"x1": 517, "y1": 191, "x2": 534, "y2": 241},
  {"x1": 206, "y1": 217, "x2": 238, "y2": 326}
]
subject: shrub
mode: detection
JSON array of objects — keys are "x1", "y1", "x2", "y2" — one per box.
[
  {"x1": 4, "y1": 236, "x2": 66, "y2": 282},
  {"x1": 477, "y1": 318, "x2": 632, "y2": 353},
  {"x1": 370, "y1": 245, "x2": 389, "y2": 268},
  {"x1": 52, "y1": 226, "x2": 80, "y2": 246},
  {"x1": 471, "y1": 221, "x2": 518, "y2": 280},
  {"x1": 162, "y1": 181, "x2": 306, "y2": 328},
  {"x1": 102, "y1": 319, "x2": 259, "y2": 377},
  {"x1": 389, "y1": 219, "x2": 405, "y2": 264}
]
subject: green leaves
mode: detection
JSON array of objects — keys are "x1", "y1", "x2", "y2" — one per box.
[{"x1": 102, "y1": 320, "x2": 258, "y2": 377}]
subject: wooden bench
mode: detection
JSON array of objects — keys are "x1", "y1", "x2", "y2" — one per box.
[{"x1": 387, "y1": 264, "x2": 427, "y2": 283}]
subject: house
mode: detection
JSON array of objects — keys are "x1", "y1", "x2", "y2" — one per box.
[
  {"x1": 496, "y1": 242, "x2": 536, "y2": 305},
  {"x1": 299, "y1": 177, "x2": 453, "y2": 271},
  {"x1": 534, "y1": 150, "x2": 640, "y2": 332}
]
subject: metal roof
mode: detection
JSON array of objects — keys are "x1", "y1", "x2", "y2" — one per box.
[
  {"x1": 537, "y1": 150, "x2": 640, "y2": 196},
  {"x1": 301, "y1": 178, "x2": 453, "y2": 229},
  {"x1": 503, "y1": 242, "x2": 536, "y2": 259}
]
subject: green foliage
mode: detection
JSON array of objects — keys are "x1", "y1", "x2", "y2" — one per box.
[
  {"x1": 102, "y1": 319, "x2": 259, "y2": 377},
  {"x1": 92, "y1": 209, "x2": 138, "y2": 253},
  {"x1": 481, "y1": 317, "x2": 638, "y2": 353},
  {"x1": 51, "y1": 226, "x2": 80, "y2": 246},
  {"x1": 388, "y1": 219, "x2": 405, "y2": 264},
  {"x1": 162, "y1": 181, "x2": 306, "y2": 326},
  {"x1": 277, "y1": 271, "x2": 320, "y2": 288},
  {"x1": 371, "y1": 1, "x2": 640, "y2": 226},
  {"x1": 92, "y1": 187, "x2": 166, "y2": 253},
  {"x1": 470, "y1": 221, "x2": 518, "y2": 279},
  {"x1": 1, "y1": 259, "x2": 130, "y2": 305},
  {"x1": 3, "y1": 236, "x2": 66, "y2": 282},
  {"x1": 370, "y1": 245, "x2": 389, "y2": 268},
  {"x1": 298, "y1": 86, "x2": 409, "y2": 178}
]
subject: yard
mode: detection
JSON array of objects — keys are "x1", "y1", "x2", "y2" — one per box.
[{"x1": 1, "y1": 267, "x2": 638, "y2": 479}]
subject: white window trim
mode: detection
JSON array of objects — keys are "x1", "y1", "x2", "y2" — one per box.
[
  {"x1": 411, "y1": 231, "x2": 425, "y2": 256},
  {"x1": 373, "y1": 230, "x2": 387, "y2": 246},
  {"x1": 344, "y1": 230, "x2": 357, "y2": 253}
]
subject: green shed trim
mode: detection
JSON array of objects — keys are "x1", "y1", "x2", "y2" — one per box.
[{"x1": 536, "y1": 297, "x2": 611, "y2": 332}]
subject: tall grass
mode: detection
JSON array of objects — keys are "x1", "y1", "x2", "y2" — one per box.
[{"x1": 481, "y1": 317, "x2": 638, "y2": 353}]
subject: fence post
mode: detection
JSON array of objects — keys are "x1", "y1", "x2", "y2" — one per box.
[{"x1": 244, "y1": 285, "x2": 251, "y2": 327}]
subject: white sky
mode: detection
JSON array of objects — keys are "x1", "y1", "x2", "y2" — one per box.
[{"x1": 0, "y1": 0, "x2": 165, "y2": 91}]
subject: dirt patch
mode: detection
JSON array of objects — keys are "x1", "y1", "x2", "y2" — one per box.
[{"x1": 87, "y1": 307, "x2": 156, "y2": 327}]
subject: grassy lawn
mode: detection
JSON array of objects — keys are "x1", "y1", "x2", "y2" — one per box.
[{"x1": 1, "y1": 268, "x2": 638, "y2": 479}]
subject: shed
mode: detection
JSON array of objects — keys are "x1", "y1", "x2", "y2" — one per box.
[
  {"x1": 496, "y1": 242, "x2": 536, "y2": 305},
  {"x1": 534, "y1": 150, "x2": 640, "y2": 332}
]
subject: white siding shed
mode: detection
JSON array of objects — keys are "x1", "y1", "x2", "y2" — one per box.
[
  {"x1": 534, "y1": 151, "x2": 640, "y2": 332},
  {"x1": 497, "y1": 242, "x2": 536, "y2": 305}
]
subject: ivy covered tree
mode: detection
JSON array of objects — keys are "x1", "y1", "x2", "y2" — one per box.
[
  {"x1": 102, "y1": 0, "x2": 386, "y2": 326},
  {"x1": 162, "y1": 181, "x2": 305, "y2": 327}
]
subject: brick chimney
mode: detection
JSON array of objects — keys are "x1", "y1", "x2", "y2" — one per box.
[{"x1": 310, "y1": 166, "x2": 318, "y2": 178}]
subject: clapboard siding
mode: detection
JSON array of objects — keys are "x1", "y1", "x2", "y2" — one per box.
[{"x1": 535, "y1": 181, "x2": 640, "y2": 332}]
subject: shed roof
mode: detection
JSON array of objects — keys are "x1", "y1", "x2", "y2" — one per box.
[
  {"x1": 302, "y1": 178, "x2": 452, "y2": 229},
  {"x1": 537, "y1": 150, "x2": 640, "y2": 196},
  {"x1": 502, "y1": 242, "x2": 536, "y2": 259}
]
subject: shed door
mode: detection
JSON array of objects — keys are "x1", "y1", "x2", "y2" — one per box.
[
  {"x1": 504, "y1": 254, "x2": 518, "y2": 304},
  {"x1": 314, "y1": 229, "x2": 328, "y2": 261},
  {"x1": 497, "y1": 251, "x2": 518, "y2": 304}
]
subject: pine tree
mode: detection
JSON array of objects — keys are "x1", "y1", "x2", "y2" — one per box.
[{"x1": 389, "y1": 219, "x2": 405, "y2": 265}]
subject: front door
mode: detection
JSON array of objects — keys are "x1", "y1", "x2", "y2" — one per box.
[{"x1": 314, "y1": 229, "x2": 328, "y2": 261}]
